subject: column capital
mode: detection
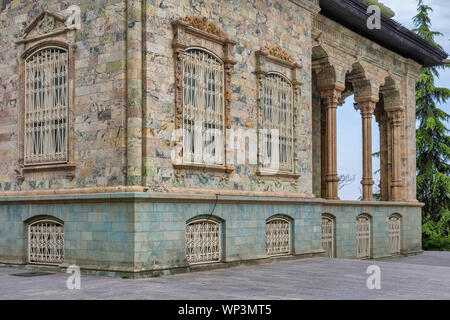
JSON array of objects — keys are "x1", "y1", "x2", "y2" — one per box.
[
  {"x1": 374, "y1": 108, "x2": 388, "y2": 124},
  {"x1": 318, "y1": 85, "x2": 345, "y2": 108},
  {"x1": 355, "y1": 97, "x2": 378, "y2": 118},
  {"x1": 386, "y1": 107, "x2": 405, "y2": 126}
]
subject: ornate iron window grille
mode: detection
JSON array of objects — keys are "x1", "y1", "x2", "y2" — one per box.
[
  {"x1": 321, "y1": 217, "x2": 334, "y2": 258},
  {"x1": 186, "y1": 219, "x2": 221, "y2": 264},
  {"x1": 356, "y1": 216, "x2": 371, "y2": 258},
  {"x1": 28, "y1": 220, "x2": 64, "y2": 265},
  {"x1": 24, "y1": 47, "x2": 68, "y2": 166},
  {"x1": 259, "y1": 73, "x2": 294, "y2": 172},
  {"x1": 266, "y1": 218, "x2": 291, "y2": 256},
  {"x1": 182, "y1": 48, "x2": 225, "y2": 166},
  {"x1": 389, "y1": 216, "x2": 401, "y2": 254}
]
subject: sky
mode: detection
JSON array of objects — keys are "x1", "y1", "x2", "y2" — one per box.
[{"x1": 338, "y1": 0, "x2": 450, "y2": 200}]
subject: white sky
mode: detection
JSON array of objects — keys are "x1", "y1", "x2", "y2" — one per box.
[{"x1": 338, "y1": 0, "x2": 450, "y2": 200}]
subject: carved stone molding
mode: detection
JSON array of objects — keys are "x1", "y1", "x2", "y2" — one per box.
[
  {"x1": 172, "y1": 16, "x2": 236, "y2": 172},
  {"x1": 260, "y1": 45, "x2": 295, "y2": 63},
  {"x1": 179, "y1": 16, "x2": 226, "y2": 38},
  {"x1": 312, "y1": 15, "x2": 408, "y2": 79},
  {"x1": 15, "y1": 11, "x2": 77, "y2": 182},
  {"x1": 36, "y1": 13, "x2": 55, "y2": 35},
  {"x1": 320, "y1": 86, "x2": 344, "y2": 109}
]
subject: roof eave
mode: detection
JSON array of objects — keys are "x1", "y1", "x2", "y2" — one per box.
[{"x1": 319, "y1": 0, "x2": 448, "y2": 67}]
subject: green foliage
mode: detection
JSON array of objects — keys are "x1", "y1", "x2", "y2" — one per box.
[
  {"x1": 359, "y1": 0, "x2": 395, "y2": 18},
  {"x1": 413, "y1": 0, "x2": 450, "y2": 251}
]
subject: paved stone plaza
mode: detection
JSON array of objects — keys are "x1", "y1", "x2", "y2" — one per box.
[{"x1": 0, "y1": 251, "x2": 449, "y2": 300}]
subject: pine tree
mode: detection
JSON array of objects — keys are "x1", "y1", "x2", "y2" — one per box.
[{"x1": 413, "y1": 0, "x2": 450, "y2": 250}]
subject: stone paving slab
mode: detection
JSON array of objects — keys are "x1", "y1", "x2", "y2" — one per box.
[{"x1": 0, "y1": 252, "x2": 449, "y2": 300}]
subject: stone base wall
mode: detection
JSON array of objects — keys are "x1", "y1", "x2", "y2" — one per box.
[{"x1": 0, "y1": 192, "x2": 422, "y2": 276}]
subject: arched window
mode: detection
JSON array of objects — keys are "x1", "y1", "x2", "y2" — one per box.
[
  {"x1": 321, "y1": 215, "x2": 335, "y2": 258},
  {"x1": 24, "y1": 47, "x2": 68, "y2": 165},
  {"x1": 356, "y1": 215, "x2": 371, "y2": 259},
  {"x1": 266, "y1": 217, "x2": 291, "y2": 256},
  {"x1": 389, "y1": 215, "x2": 401, "y2": 254},
  {"x1": 186, "y1": 219, "x2": 221, "y2": 264},
  {"x1": 259, "y1": 73, "x2": 294, "y2": 172},
  {"x1": 182, "y1": 48, "x2": 225, "y2": 165},
  {"x1": 28, "y1": 219, "x2": 64, "y2": 265}
]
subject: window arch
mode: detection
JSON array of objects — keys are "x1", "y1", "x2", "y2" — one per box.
[
  {"x1": 266, "y1": 216, "x2": 291, "y2": 256},
  {"x1": 182, "y1": 48, "x2": 225, "y2": 165},
  {"x1": 24, "y1": 46, "x2": 69, "y2": 165},
  {"x1": 28, "y1": 218, "x2": 64, "y2": 265},
  {"x1": 356, "y1": 215, "x2": 371, "y2": 259},
  {"x1": 321, "y1": 214, "x2": 335, "y2": 258},
  {"x1": 388, "y1": 214, "x2": 401, "y2": 255},
  {"x1": 185, "y1": 218, "x2": 221, "y2": 264},
  {"x1": 259, "y1": 72, "x2": 294, "y2": 172}
]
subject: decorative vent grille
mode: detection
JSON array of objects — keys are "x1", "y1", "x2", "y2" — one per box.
[
  {"x1": 389, "y1": 216, "x2": 401, "y2": 254},
  {"x1": 28, "y1": 220, "x2": 64, "y2": 265},
  {"x1": 266, "y1": 218, "x2": 290, "y2": 256},
  {"x1": 356, "y1": 216, "x2": 371, "y2": 259},
  {"x1": 260, "y1": 73, "x2": 294, "y2": 172},
  {"x1": 183, "y1": 48, "x2": 224, "y2": 165},
  {"x1": 321, "y1": 217, "x2": 334, "y2": 258},
  {"x1": 24, "y1": 47, "x2": 68, "y2": 165},
  {"x1": 186, "y1": 219, "x2": 221, "y2": 264}
]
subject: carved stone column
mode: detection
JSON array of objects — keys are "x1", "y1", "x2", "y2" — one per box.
[
  {"x1": 387, "y1": 108, "x2": 405, "y2": 201},
  {"x1": 319, "y1": 85, "x2": 344, "y2": 200},
  {"x1": 356, "y1": 98, "x2": 377, "y2": 201},
  {"x1": 374, "y1": 109, "x2": 389, "y2": 201},
  {"x1": 320, "y1": 104, "x2": 327, "y2": 198}
]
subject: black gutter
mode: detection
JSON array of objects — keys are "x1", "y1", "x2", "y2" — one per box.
[{"x1": 319, "y1": 0, "x2": 448, "y2": 67}]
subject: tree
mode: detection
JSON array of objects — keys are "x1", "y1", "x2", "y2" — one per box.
[
  {"x1": 338, "y1": 174, "x2": 356, "y2": 191},
  {"x1": 413, "y1": 0, "x2": 450, "y2": 250}
]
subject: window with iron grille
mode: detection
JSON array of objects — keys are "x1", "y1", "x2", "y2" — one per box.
[
  {"x1": 182, "y1": 48, "x2": 225, "y2": 165},
  {"x1": 24, "y1": 47, "x2": 68, "y2": 165},
  {"x1": 322, "y1": 216, "x2": 335, "y2": 258},
  {"x1": 186, "y1": 219, "x2": 221, "y2": 264},
  {"x1": 28, "y1": 220, "x2": 64, "y2": 265},
  {"x1": 266, "y1": 218, "x2": 291, "y2": 256},
  {"x1": 389, "y1": 215, "x2": 401, "y2": 254},
  {"x1": 356, "y1": 216, "x2": 371, "y2": 259},
  {"x1": 259, "y1": 73, "x2": 294, "y2": 172}
]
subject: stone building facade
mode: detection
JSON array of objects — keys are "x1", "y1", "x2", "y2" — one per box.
[{"x1": 0, "y1": 0, "x2": 446, "y2": 276}]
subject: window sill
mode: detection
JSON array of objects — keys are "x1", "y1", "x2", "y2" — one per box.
[
  {"x1": 256, "y1": 168, "x2": 300, "y2": 179},
  {"x1": 173, "y1": 162, "x2": 234, "y2": 173},
  {"x1": 17, "y1": 163, "x2": 77, "y2": 181},
  {"x1": 23, "y1": 163, "x2": 76, "y2": 172}
]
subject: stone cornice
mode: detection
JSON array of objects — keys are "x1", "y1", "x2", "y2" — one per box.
[
  {"x1": 288, "y1": 0, "x2": 321, "y2": 15},
  {"x1": 0, "y1": 190, "x2": 424, "y2": 207},
  {"x1": 313, "y1": 17, "x2": 406, "y2": 78}
]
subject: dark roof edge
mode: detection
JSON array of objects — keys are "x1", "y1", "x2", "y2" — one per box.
[{"x1": 319, "y1": 0, "x2": 448, "y2": 67}]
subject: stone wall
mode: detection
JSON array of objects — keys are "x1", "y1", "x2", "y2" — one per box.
[
  {"x1": 142, "y1": 0, "x2": 318, "y2": 196},
  {"x1": 0, "y1": 1, "x2": 421, "y2": 202},
  {"x1": 0, "y1": 193, "x2": 422, "y2": 275},
  {"x1": 0, "y1": 0, "x2": 127, "y2": 192}
]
